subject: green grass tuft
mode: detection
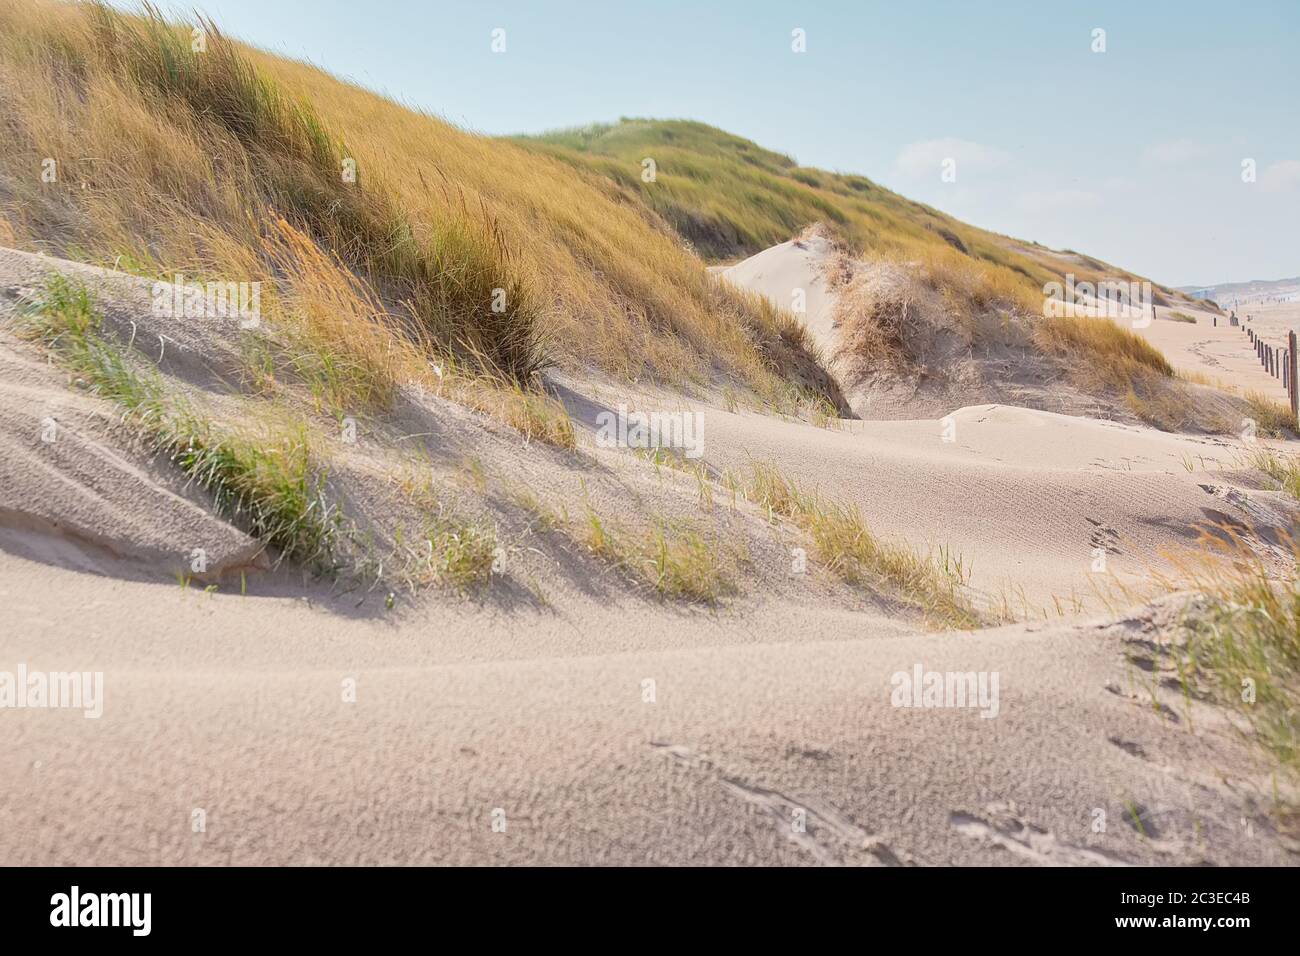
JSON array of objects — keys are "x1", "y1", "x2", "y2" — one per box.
[
  {"x1": 422, "y1": 518, "x2": 498, "y2": 591},
  {"x1": 1170, "y1": 545, "x2": 1300, "y2": 778},
  {"x1": 1249, "y1": 447, "x2": 1300, "y2": 499},
  {"x1": 579, "y1": 505, "x2": 732, "y2": 603},
  {"x1": 20, "y1": 275, "x2": 340, "y2": 569}
]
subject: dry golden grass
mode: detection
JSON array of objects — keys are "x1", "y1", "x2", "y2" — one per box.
[
  {"x1": 1180, "y1": 369, "x2": 1227, "y2": 392},
  {"x1": 1033, "y1": 313, "x2": 1173, "y2": 379},
  {"x1": 1244, "y1": 391, "x2": 1297, "y2": 439},
  {"x1": 1028, "y1": 312, "x2": 1219, "y2": 430},
  {"x1": 0, "y1": 0, "x2": 834, "y2": 411},
  {"x1": 744, "y1": 462, "x2": 984, "y2": 629},
  {"x1": 578, "y1": 506, "x2": 734, "y2": 603}
]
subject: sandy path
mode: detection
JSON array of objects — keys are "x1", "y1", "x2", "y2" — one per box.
[
  {"x1": 1230, "y1": 298, "x2": 1300, "y2": 387},
  {"x1": 1135, "y1": 305, "x2": 1290, "y2": 398}
]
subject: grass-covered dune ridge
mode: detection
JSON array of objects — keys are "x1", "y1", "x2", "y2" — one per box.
[
  {"x1": 516, "y1": 116, "x2": 1206, "y2": 309},
  {"x1": 520, "y1": 118, "x2": 1236, "y2": 430},
  {"x1": 0, "y1": 1, "x2": 1234, "y2": 432},
  {"x1": 0, "y1": 0, "x2": 835, "y2": 407}
]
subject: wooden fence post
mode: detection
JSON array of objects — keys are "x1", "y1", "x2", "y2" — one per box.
[{"x1": 1290, "y1": 331, "x2": 1299, "y2": 424}]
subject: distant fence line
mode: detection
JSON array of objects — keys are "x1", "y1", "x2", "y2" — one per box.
[{"x1": 1240, "y1": 317, "x2": 1300, "y2": 421}]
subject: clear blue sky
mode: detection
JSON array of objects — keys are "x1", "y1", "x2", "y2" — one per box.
[{"x1": 126, "y1": 0, "x2": 1299, "y2": 286}]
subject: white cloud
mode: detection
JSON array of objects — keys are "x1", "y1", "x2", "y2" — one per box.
[
  {"x1": 895, "y1": 137, "x2": 1009, "y2": 179},
  {"x1": 1139, "y1": 139, "x2": 1208, "y2": 166},
  {"x1": 1260, "y1": 159, "x2": 1300, "y2": 193}
]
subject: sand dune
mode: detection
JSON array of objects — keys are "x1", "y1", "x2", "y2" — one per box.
[
  {"x1": 720, "y1": 232, "x2": 840, "y2": 354},
  {"x1": 1, "y1": 246, "x2": 1297, "y2": 866},
  {"x1": 691, "y1": 399, "x2": 1295, "y2": 612}
]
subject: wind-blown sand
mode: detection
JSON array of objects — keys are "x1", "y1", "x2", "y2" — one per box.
[{"x1": 1, "y1": 246, "x2": 1297, "y2": 865}]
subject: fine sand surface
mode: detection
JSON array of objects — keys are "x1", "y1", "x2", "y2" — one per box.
[
  {"x1": 1, "y1": 247, "x2": 1297, "y2": 865},
  {"x1": 677, "y1": 398, "x2": 1296, "y2": 613},
  {"x1": 0, "y1": 545, "x2": 1295, "y2": 866}
]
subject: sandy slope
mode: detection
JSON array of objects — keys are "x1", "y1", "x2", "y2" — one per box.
[
  {"x1": 0, "y1": 335, "x2": 266, "y2": 577},
  {"x1": 709, "y1": 242, "x2": 1296, "y2": 610},
  {"x1": 674, "y1": 398, "x2": 1297, "y2": 613},
  {"x1": 1, "y1": 247, "x2": 1297, "y2": 865},
  {"x1": 720, "y1": 233, "x2": 839, "y2": 354}
]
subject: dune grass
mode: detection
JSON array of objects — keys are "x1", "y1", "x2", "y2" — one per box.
[
  {"x1": 743, "y1": 462, "x2": 983, "y2": 629},
  {"x1": 581, "y1": 506, "x2": 734, "y2": 603},
  {"x1": 19, "y1": 275, "x2": 341, "y2": 568},
  {"x1": 418, "y1": 518, "x2": 499, "y2": 592},
  {"x1": 84, "y1": 1, "x2": 542, "y2": 381},
  {"x1": 516, "y1": 118, "x2": 1185, "y2": 309},
  {"x1": 1168, "y1": 543, "x2": 1300, "y2": 780},
  {"x1": 1033, "y1": 313, "x2": 1173, "y2": 380},
  {"x1": 1244, "y1": 391, "x2": 1296, "y2": 439},
  {"x1": 1029, "y1": 312, "x2": 1203, "y2": 429},
  {"x1": 1248, "y1": 447, "x2": 1300, "y2": 500},
  {"x1": 520, "y1": 118, "x2": 1212, "y2": 416},
  {"x1": 0, "y1": 0, "x2": 836, "y2": 409}
]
